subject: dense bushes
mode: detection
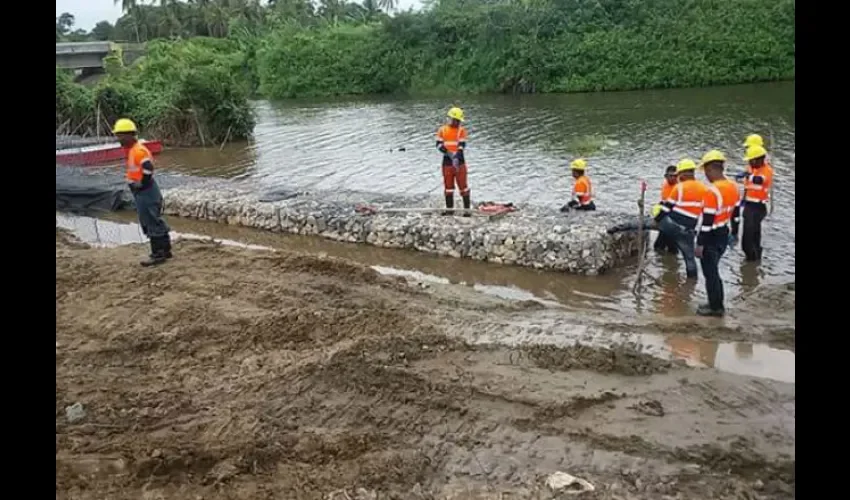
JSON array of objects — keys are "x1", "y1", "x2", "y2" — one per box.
[
  {"x1": 257, "y1": 24, "x2": 409, "y2": 98},
  {"x1": 254, "y1": 0, "x2": 795, "y2": 98},
  {"x1": 56, "y1": 38, "x2": 255, "y2": 146}
]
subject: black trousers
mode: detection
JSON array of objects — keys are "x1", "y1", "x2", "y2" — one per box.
[
  {"x1": 700, "y1": 237, "x2": 729, "y2": 311},
  {"x1": 741, "y1": 202, "x2": 767, "y2": 261},
  {"x1": 133, "y1": 180, "x2": 170, "y2": 238},
  {"x1": 653, "y1": 231, "x2": 678, "y2": 254}
]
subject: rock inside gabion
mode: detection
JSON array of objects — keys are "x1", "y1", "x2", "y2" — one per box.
[{"x1": 160, "y1": 181, "x2": 646, "y2": 275}]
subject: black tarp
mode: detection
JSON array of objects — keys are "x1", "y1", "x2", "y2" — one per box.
[{"x1": 56, "y1": 166, "x2": 134, "y2": 214}]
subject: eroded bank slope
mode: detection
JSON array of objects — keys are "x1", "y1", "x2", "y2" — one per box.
[{"x1": 56, "y1": 232, "x2": 795, "y2": 499}]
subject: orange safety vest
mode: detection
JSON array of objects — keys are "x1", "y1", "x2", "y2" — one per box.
[
  {"x1": 665, "y1": 179, "x2": 706, "y2": 220},
  {"x1": 661, "y1": 180, "x2": 676, "y2": 201},
  {"x1": 125, "y1": 142, "x2": 153, "y2": 183},
  {"x1": 703, "y1": 178, "x2": 741, "y2": 230},
  {"x1": 436, "y1": 125, "x2": 468, "y2": 154},
  {"x1": 573, "y1": 175, "x2": 593, "y2": 206},
  {"x1": 743, "y1": 162, "x2": 773, "y2": 204}
]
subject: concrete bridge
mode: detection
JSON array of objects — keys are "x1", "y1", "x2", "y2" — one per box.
[{"x1": 56, "y1": 42, "x2": 146, "y2": 72}]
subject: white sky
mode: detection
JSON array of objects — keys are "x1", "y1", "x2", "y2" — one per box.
[{"x1": 56, "y1": 0, "x2": 424, "y2": 31}]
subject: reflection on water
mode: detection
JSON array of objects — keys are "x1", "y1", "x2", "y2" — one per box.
[
  {"x1": 57, "y1": 213, "x2": 794, "y2": 384},
  {"x1": 663, "y1": 335, "x2": 794, "y2": 384},
  {"x1": 154, "y1": 82, "x2": 795, "y2": 311},
  {"x1": 470, "y1": 317, "x2": 794, "y2": 384}
]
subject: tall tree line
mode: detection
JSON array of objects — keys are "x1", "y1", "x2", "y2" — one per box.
[{"x1": 57, "y1": 0, "x2": 401, "y2": 43}]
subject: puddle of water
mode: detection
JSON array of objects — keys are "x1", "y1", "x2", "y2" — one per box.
[
  {"x1": 372, "y1": 265, "x2": 563, "y2": 307},
  {"x1": 57, "y1": 213, "x2": 275, "y2": 252},
  {"x1": 644, "y1": 334, "x2": 794, "y2": 384},
  {"x1": 57, "y1": 213, "x2": 559, "y2": 308},
  {"x1": 57, "y1": 212, "x2": 794, "y2": 384},
  {"x1": 471, "y1": 322, "x2": 794, "y2": 384}
]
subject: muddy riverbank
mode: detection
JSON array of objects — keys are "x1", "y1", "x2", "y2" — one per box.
[
  {"x1": 57, "y1": 212, "x2": 797, "y2": 354},
  {"x1": 55, "y1": 229, "x2": 795, "y2": 499}
]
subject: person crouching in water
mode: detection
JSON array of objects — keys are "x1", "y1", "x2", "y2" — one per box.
[
  {"x1": 654, "y1": 159, "x2": 706, "y2": 280},
  {"x1": 653, "y1": 165, "x2": 679, "y2": 254},
  {"x1": 113, "y1": 118, "x2": 172, "y2": 266},
  {"x1": 560, "y1": 159, "x2": 596, "y2": 211},
  {"x1": 436, "y1": 107, "x2": 471, "y2": 216}
]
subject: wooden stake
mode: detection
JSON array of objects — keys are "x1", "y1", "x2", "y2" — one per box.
[{"x1": 632, "y1": 180, "x2": 648, "y2": 295}]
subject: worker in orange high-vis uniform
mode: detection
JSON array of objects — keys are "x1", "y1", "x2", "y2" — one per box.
[
  {"x1": 734, "y1": 144, "x2": 774, "y2": 261},
  {"x1": 436, "y1": 107, "x2": 471, "y2": 216},
  {"x1": 113, "y1": 118, "x2": 172, "y2": 267},
  {"x1": 653, "y1": 165, "x2": 679, "y2": 254},
  {"x1": 561, "y1": 159, "x2": 596, "y2": 211},
  {"x1": 695, "y1": 150, "x2": 741, "y2": 317},
  {"x1": 654, "y1": 159, "x2": 706, "y2": 279}
]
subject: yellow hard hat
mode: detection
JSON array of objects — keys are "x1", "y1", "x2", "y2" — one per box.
[
  {"x1": 744, "y1": 145, "x2": 767, "y2": 161},
  {"x1": 112, "y1": 118, "x2": 138, "y2": 134},
  {"x1": 447, "y1": 107, "x2": 465, "y2": 122},
  {"x1": 743, "y1": 134, "x2": 764, "y2": 148},
  {"x1": 570, "y1": 158, "x2": 587, "y2": 171},
  {"x1": 675, "y1": 159, "x2": 696, "y2": 174},
  {"x1": 700, "y1": 150, "x2": 726, "y2": 166},
  {"x1": 651, "y1": 203, "x2": 663, "y2": 218}
]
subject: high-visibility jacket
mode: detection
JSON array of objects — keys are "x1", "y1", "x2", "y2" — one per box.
[
  {"x1": 661, "y1": 180, "x2": 676, "y2": 201},
  {"x1": 743, "y1": 162, "x2": 774, "y2": 204},
  {"x1": 658, "y1": 179, "x2": 707, "y2": 229},
  {"x1": 126, "y1": 142, "x2": 154, "y2": 183},
  {"x1": 698, "y1": 177, "x2": 741, "y2": 246},
  {"x1": 573, "y1": 175, "x2": 593, "y2": 206},
  {"x1": 436, "y1": 125, "x2": 467, "y2": 154}
]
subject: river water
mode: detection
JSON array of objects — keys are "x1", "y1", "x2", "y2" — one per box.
[{"x1": 151, "y1": 82, "x2": 794, "y2": 315}]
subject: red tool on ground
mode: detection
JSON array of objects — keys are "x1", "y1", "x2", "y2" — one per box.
[{"x1": 354, "y1": 201, "x2": 517, "y2": 218}]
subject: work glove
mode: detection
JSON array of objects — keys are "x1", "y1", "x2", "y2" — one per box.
[
  {"x1": 451, "y1": 155, "x2": 460, "y2": 168},
  {"x1": 734, "y1": 172, "x2": 749, "y2": 181},
  {"x1": 128, "y1": 182, "x2": 143, "y2": 192}
]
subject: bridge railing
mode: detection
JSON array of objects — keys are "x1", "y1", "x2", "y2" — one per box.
[{"x1": 56, "y1": 41, "x2": 116, "y2": 55}]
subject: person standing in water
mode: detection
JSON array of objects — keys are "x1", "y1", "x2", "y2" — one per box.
[
  {"x1": 436, "y1": 107, "x2": 471, "y2": 216},
  {"x1": 695, "y1": 150, "x2": 741, "y2": 317},
  {"x1": 735, "y1": 141, "x2": 774, "y2": 261},
  {"x1": 113, "y1": 118, "x2": 172, "y2": 266}
]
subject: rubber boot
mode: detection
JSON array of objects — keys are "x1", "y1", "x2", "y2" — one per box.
[
  {"x1": 162, "y1": 234, "x2": 173, "y2": 259},
  {"x1": 462, "y1": 194, "x2": 471, "y2": 217},
  {"x1": 140, "y1": 237, "x2": 167, "y2": 267},
  {"x1": 696, "y1": 303, "x2": 724, "y2": 317},
  {"x1": 442, "y1": 194, "x2": 454, "y2": 216}
]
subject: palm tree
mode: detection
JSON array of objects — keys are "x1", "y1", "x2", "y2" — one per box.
[
  {"x1": 377, "y1": 0, "x2": 397, "y2": 14},
  {"x1": 114, "y1": 0, "x2": 142, "y2": 41}
]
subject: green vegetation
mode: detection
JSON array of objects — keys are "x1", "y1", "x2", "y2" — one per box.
[
  {"x1": 56, "y1": 38, "x2": 255, "y2": 146},
  {"x1": 56, "y1": 0, "x2": 794, "y2": 143}
]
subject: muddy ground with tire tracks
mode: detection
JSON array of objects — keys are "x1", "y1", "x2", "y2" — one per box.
[{"x1": 56, "y1": 230, "x2": 794, "y2": 499}]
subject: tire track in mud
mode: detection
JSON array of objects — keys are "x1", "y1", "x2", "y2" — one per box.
[{"x1": 56, "y1": 237, "x2": 794, "y2": 500}]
